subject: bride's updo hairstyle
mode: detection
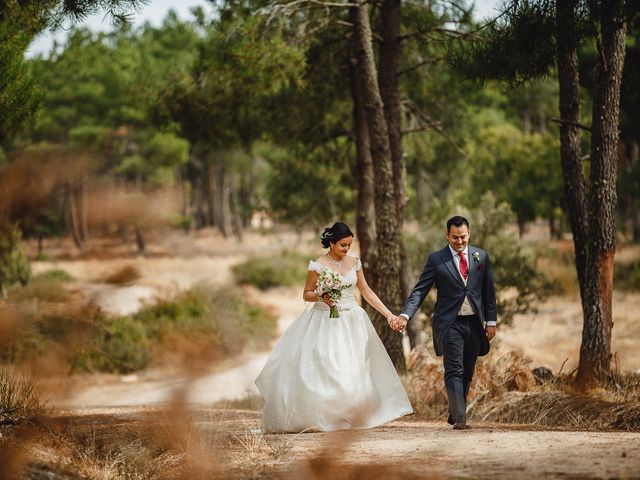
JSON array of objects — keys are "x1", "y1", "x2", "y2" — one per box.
[{"x1": 320, "y1": 222, "x2": 354, "y2": 248}]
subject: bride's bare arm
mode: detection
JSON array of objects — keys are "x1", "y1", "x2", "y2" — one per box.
[
  {"x1": 303, "y1": 270, "x2": 322, "y2": 302},
  {"x1": 303, "y1": 270, "x2": 332, "y2": 305},
  {"x1": 355, "y1": 269, "x2": 394, "y2": 320}
]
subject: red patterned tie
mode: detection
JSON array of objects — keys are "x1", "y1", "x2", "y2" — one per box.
[{"x1": 458, "y1": 251, "x2": 468, "y2": 280}]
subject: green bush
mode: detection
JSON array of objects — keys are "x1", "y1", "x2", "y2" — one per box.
[
  {"x1": 614, "y1": 261, "x2": 640, "y2": 291},
  {"x1": 9, "y1": 272, "x2": 71, "y2": 302},
  {"x1": 35, "y1": 269, "x2": 74, "y2": 283},
  {"x1": 233, "y1": 252, "x2": 308, "y2": 290},
  {"x1": 3, "y1": 278, "x2": 277, "y2": 374},
  {"x1": 73, "y1": 317, "x2": 152, "y2": 374},
  {"x1": 0, "y1": 221, "x2": 30, "y2": 296},
  {"x1": 72, "y1": 286, "x2": 277, "y2": 374}
]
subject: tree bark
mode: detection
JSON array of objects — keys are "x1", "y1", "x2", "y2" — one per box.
[
  {"x1": 349, "y1": 14, "x2": 376, "y2": 281},
  {"x1": 352, "y1": 0, "x2": 405, "y2": 372},
  {"x1": 378, "y1": 0, "x2": 415, "y2": 347},
  {"x1": 556, "y1": 0, "x2": 589, "y2": 317},
  {"x1": 215, "y1": 164, "x2": 232, "y2": 238},
  {"x1": 190, "y1": 155, "x2": 205, "y2": 229},
  {"x1": 630, "y1": 141, "x2": 640, "y2": 243},
  {"x1": 229, "y1": 175, "x2": 244, "y2": 242},
  {"x1": 134, "y1": 224, "x2": 145, "y2": 252},
  {"x1": 576, "y1": 0, "x2": 627, "y2": 388},
  {"x1": 66, "y1": 188, "x2": 83, "y2": 250}
]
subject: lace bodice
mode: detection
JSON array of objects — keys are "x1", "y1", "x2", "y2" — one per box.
[{"x1": 308, "y1": 257, "x2": 361, "y2": 305}]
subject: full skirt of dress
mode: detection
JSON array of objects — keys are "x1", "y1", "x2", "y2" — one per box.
[{"x1": 255, "y1": 302, "x2": 413, "y2": 433}]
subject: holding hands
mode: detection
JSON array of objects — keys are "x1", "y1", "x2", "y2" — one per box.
[{"x1": 387, "y1": 314, "x2": 407, "y2": 332}]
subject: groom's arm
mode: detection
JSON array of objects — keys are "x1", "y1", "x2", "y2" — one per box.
[{"x1": 400, "y1": 256, "x2": 436, "y2": 321}]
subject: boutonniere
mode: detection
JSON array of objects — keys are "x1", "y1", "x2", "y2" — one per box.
[{"x1": 472, "y1": 252, "x2": 480, "y2": 263}]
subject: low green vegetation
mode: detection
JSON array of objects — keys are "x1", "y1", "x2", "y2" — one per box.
[
  {"x1": 0, "y1": 221, "x2": 30, "y2": 296},
  {"x1": 74, "y1": 286, "x2": 277, "y2": 373},
  {"x1": 8, "y1": 269, "x2": 74, "y2": 303},
  {"x1": 614, "y1": 260, "x2": 640, "y2": 291},
  {"x1": 1, "y1": 272, "x2": 277, "y2": 374},
  {"x1": 232, "y1": 251, "x2": 309, "y2": 290}
]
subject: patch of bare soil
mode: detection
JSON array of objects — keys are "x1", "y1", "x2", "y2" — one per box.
[{"x1": 499, "y1": 292, "x2": 640, "y2": 374}]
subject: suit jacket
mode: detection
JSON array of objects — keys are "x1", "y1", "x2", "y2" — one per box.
[{"x1": 401, "y1": 245, "x2": 496, "y2": 357}]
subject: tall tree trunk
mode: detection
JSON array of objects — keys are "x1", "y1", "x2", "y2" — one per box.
[
  {"x1": 556, "y1": 0, "x2": 589, "y2": 317},
  {"x1": 576, "y1": 0, "x2": 627, "y2": 388},
  {"x1": 66, "y1": 188, "x2": 83, "y2": 250},
  {"x1": 352, "y1": 0, "x2": 405, "y2": 372},
  {"x1": 630, "y1": 140, "x2": 640, "y2": 243},
  {"x1": 134, "y1": 224, "x2": 145, "y2": 252},
  {"x1": 190, "y1": 155, "x2": 205, "y2": 229},
  {"x1": 216, "y1": 164, "x2": 232, "y2": 238},
  {"x1": 229, "y1": 175, "x2": 244, "y2": 242},
  {"x1": 378, "y1": 0, "x2": 414, "y2": 348},
  {"x1": 81, "y1": 173, "x2": 89, "y2": 241},
  {"x1": 203, "y1": 158, "x2": 214, "y2": 227},
  {"x1": 349, "y1": 18, "x2": 376, "y2": 280}
]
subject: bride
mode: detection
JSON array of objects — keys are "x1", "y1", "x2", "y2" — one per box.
[{"x1": 255, "y1": 222, "x2": 412, "y2": 432}]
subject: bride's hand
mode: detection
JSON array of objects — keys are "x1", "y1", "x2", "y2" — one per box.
[
  {"x1": 387, "y1": 315, "x2": 406, "y2": 332},
  {"x1": 320, "y1": 293, "x2": 332, "y2": 306}
]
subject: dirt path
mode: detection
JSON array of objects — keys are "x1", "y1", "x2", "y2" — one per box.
[
  {"x1": 48, "y1": 407, "x2": 640, "y2": 479},
  {"x1": 273, "y1": 419, "x2": 640, "y2": 479}
]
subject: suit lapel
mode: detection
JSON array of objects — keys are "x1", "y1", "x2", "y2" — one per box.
[{"x1": 440, "y1": 247, "x2": 465, "y2": 287}]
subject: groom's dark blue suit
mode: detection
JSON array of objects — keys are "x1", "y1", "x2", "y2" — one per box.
[{"x1": 401, "y1": 244, "x2": 497, "y2": 424}]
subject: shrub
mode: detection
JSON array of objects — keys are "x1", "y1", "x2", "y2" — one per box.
[
  {"x1": 614, "y1": 260, "x2": 640, "y2": 291},
  {"x1": 73, "y1": 317, "x2": 152, "y2": 374},
  {"x1": 72, "y1": 286, "x2": 277, "y2": 374},
  {"x1": 9, "y1": 274, "x2": 71, "y2": 303},
  {"x1": 0, "y1": 221, "x2": 30, "y2": 297},
  {"x1": 233, "y1": 251, "x2": 308, "y2": 290},
  {"x1": 0, "y1": 367, "x2": 44, "y2": 424},
  {"x1": 4, "y1": 273, "x2": 277, "y2": 374},
  {"x1": 103, "y1": 265, "x2": 141, "y2": 285},
  {"x1": 35, "y1": 269, "x2": 74, "y2": 283}
]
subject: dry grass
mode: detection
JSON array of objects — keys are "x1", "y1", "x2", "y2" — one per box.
[
  {"x1": 404, "y1": 344, "x2": 640, "y2": 431},
  {"x1": 0, "y1": 368, "x2": 44, "y2": 425},
  {"x1": 103, "y1": 265, "x2": 141, "y2": 285}
]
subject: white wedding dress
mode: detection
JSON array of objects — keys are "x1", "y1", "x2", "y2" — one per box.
[{"x1": 255, "y1": 258, "x2": 413, "y2": 433}]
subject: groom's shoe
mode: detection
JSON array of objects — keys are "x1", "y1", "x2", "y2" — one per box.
[
  {"x1": 452, "y1": 415, "x2": 470, "y2": 430},
  {"x1": 447, "y1": 414, "x2": 455, "y2": 426}
]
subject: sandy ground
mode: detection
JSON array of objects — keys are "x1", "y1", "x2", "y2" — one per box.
[
  {"x1": 25, "y1": 228, "x2": 640, "y2": 478},
  {"x1": 46, "y1": 408, "x2": 640, "y2": 479}
]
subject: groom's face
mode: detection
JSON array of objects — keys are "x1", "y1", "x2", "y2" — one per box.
[{"x1": 447, "y1": 225, "x2": 469, "y2": 253}]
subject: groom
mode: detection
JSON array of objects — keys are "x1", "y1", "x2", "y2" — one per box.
[{"x1": 390, "y1": 216, "x2": 497, "y2": 429}]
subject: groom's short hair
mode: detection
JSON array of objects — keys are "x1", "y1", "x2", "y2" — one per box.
[{"x1": 447, "y1": 216, "x2": 470, "y2": 232}]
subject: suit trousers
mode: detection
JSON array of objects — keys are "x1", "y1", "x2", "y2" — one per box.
[{"x1": 442, "y1": 314, "x2": 483, "y2": 423}]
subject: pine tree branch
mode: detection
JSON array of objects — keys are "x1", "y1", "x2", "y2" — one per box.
[
  {"x1": 402, "y1": 100, "x2": 466, "y2": 157},
  {"x1": 397, "y1": 57, "x2": 442, "y2": 76},
  {"x1": 551, "y1": 117, "x2": 592, "y2": 132}
]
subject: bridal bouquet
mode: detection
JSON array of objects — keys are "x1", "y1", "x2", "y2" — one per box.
[{"x1": 316, "y1": 270, "x2": 351, "y2": 318}]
